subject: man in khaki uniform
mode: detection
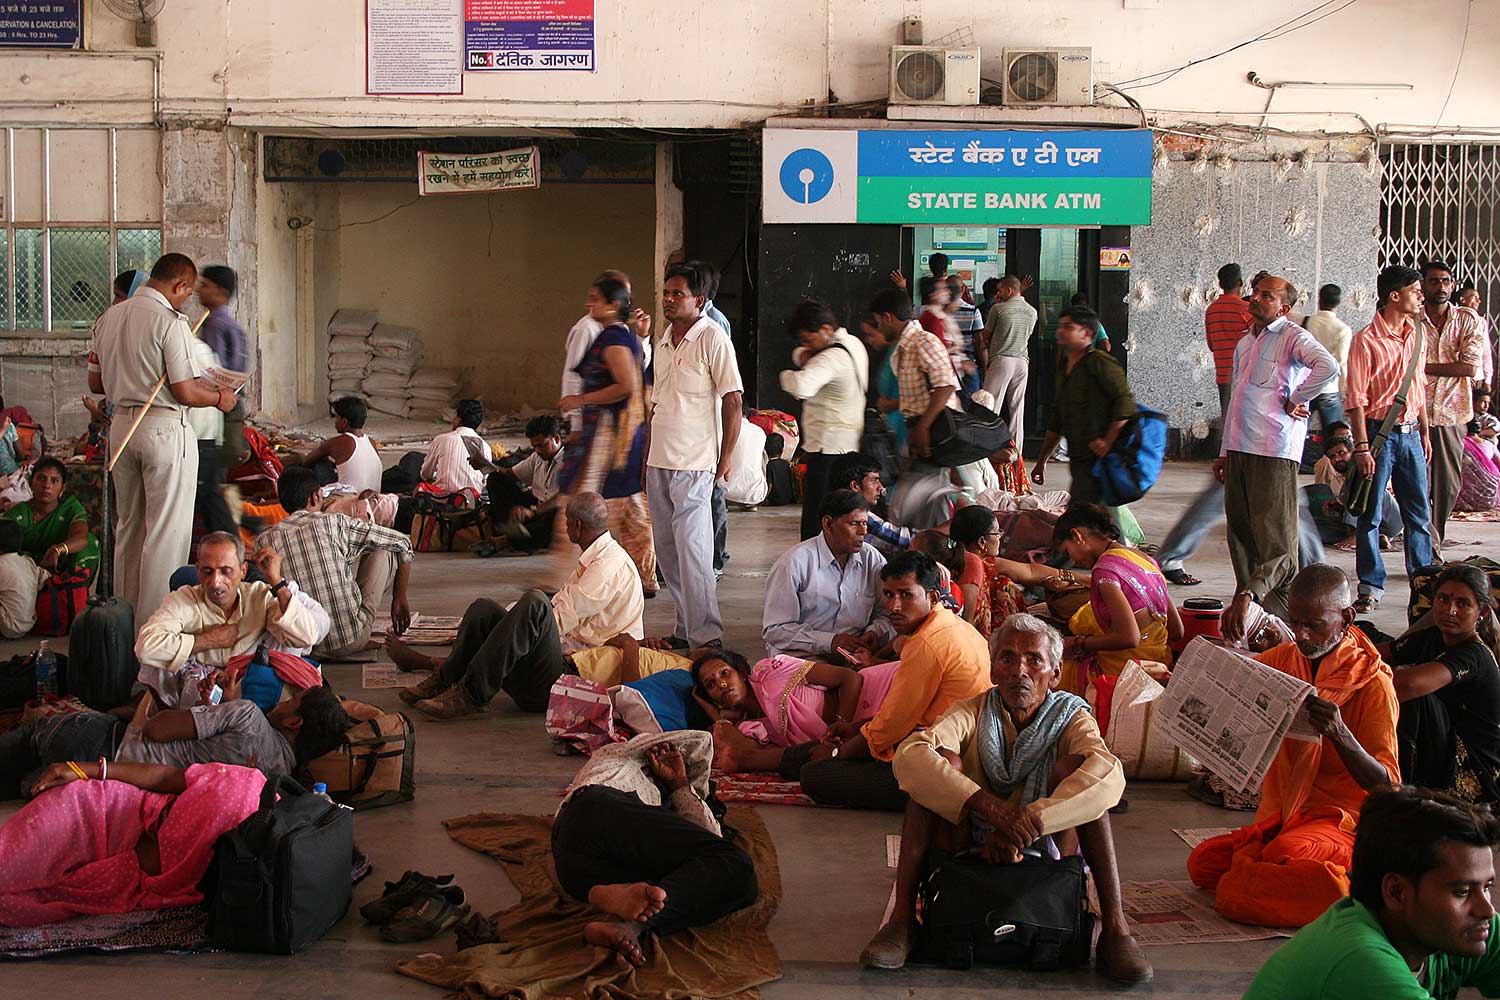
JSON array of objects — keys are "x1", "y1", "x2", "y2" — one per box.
[{"x1": 88, "y1": 253, "x2": 236, "y2": 617}]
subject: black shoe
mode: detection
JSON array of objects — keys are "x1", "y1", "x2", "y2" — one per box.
[{"x1": 360, "y1": 870, "x2": 457, "y2": 924}]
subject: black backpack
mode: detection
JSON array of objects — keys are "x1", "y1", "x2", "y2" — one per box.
[{"x1": 208, "y1": 774, "x2": 353, "y2": 954}]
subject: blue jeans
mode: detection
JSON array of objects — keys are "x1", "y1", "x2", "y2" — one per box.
[
  {"x1": 1309, "y1": 391, "x2": 1344, "y2": 432},
  {"x1": 1355, "y1": 427, "x2": 1434, "y2": 598}
]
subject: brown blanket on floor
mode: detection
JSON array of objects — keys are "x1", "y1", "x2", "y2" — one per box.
[{"x1": 395, "y1": 805, "x2": 782, "y2": 999}]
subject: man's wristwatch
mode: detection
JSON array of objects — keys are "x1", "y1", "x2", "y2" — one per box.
[{"x1": 269, "y1": 579, "x2": 288, "y2": 596}]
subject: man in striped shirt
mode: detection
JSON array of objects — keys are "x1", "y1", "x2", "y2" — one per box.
[
  {"x1": 1205, "y1": 263, "x2": 1252, "y2": 418},
  {"x1": 1345, "y1": 264, "x2": 1435, "y2": 613}
]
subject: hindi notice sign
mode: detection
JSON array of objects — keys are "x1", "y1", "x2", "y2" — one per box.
[
  {"x1": 418, "y1": 147, "x2": 540, "y2": 196},
  {"x1": 367, "y1": 0, "x2": 463, "y2": 95},
  {"x1": 0, "y1": 1, "x2": 81, "y2": 48},
  {"x1": 464, "y1": 0, "x2": 595, "y2": 71},
  {"x1": 1152, "y1": 637, "x2": 1319, "y2": 795}
]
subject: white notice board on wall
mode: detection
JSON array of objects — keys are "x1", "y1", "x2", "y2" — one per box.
[{"x1": 367, "y1": 0, "x2": 464, "y2": 95}]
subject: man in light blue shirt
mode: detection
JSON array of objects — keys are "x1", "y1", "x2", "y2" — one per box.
[{"x1": 763, "y1": 490, "x2": 896, "y2": 660}]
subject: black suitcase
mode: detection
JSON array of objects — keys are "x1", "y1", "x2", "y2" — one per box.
[
  {"x1": 66, "y1": 453, "x2": 138, "y2": 710},
  {"x1": 209, "y1": 774, "x2": 353, "y2": 954}
]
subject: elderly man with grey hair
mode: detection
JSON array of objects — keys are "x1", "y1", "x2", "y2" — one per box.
[
  {"x1": 863, "y1": 612, "x2": 1152, "y2": 985},
  {"x1": 395, "y1": 492, "x2": 645, "y2": 720}
]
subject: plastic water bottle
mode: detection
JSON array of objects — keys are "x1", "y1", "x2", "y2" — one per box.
[
  {"x1": 34, "y1": 640, "x2": 57, "y2": 698},
  {"x1": 311, "y1": 781, "x2": 334, "y2": 804}
]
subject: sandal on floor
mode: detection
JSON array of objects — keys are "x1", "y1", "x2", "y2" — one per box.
[
  {"x1": 472, "y1": 541, "x2": 501, "y2": 558},
  {"x1": 1353, "y1": 594, "x2": 1381, "y2": 614},
  {"x1": 379, "y1": 890, "x2": 471, "y2": 943},
  {"x1": 1163, "y1": 568, "x2": 1201, "y2": 586},
  {"x1": 360, "y1": 872, "x2": 458, "y2": 925}
]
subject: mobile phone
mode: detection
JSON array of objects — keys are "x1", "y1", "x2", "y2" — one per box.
[
  {"x1": 208, "y1": 684, "x2": 223, "y2": 706},
  {"x1": 837, "y1": 645, "x2": 861, "y2": 665}
]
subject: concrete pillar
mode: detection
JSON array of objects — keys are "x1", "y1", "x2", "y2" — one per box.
[{"x1": 652, "y1": 141, "x2": 684, "y2": 332}]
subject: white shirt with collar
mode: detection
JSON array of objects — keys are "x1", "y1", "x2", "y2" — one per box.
[
  {"x1": 560, "y1": 313, "x2": 603, "y2": 425},
  {"x1": 422, "y1": 425, "x2": 488, "y2": 494},
  {"x1": 511, "y1": 445, "x2": 565, "y2": 503},
  {"x1": 552, "y1": 532, "x2": 646, "y2": 653},
  {"x1": 780, "y1": 328, "x2": 869, "y2": 455},
  {"x1": 647, "y1": 315, "x2": 743, "y2": 472}
]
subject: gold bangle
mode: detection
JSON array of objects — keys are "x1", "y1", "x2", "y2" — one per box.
[{"x1": 66, "y1": 760, "x2": 89, "y2": 781}]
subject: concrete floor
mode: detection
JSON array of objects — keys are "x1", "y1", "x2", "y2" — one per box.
[{"x1": 2, "y1": 460, "x2": 1489, "y2": 998}]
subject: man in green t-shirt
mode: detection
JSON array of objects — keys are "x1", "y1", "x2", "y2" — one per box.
[{"x1": 1245, "y1": 786, "x2": 1500, "y2": 999}]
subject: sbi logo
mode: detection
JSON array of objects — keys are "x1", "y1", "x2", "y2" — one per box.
[{"x1": 779, "y1": 148, "x2": 834, "y2": 205}]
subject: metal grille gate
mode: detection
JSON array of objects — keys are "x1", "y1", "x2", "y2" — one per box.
[{"x1": 1379, "y1": 142, "x2": 1500, "y2": 311}]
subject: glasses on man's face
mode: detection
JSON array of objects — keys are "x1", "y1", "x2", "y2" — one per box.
[{"x1": 984, "y1": 530, "x2": 1003, "y2": 538}]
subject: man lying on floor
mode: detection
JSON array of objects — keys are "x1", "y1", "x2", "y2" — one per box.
[
  {"x1": 0, "y1": 680, "x2": 354, "y2": 799},
  {"x1": 862, "y1": 613, "x2": 1152, "y2": 985},
  {"x1": 700, "y1": 550, "x2": 989, "y2": 811},
  {"x1": 392, "y1": 491, "x2": 643, "y2": 719},
  {"x1": 1188, "y1": 563, "x2": 1400, "y2": 927},
  {"x1": 551, "y1": 730, "x2": 757, "y2": 966},
  {"x1": 762, "y1": 489, "x2": 895, "y2": 660},
  {"x1": 136, "y1": 531, "x2": 325, "y2": 706},
  {"x1": 1245, "y1": 785, "x2": 1500, "y2": 999}
]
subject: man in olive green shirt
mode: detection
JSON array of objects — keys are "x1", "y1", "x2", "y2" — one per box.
[
  {"x1": 1030, "y1": 305, "x2": 1136, "y2": 505},
  {"x1": 1245, "y1": 786, "x2": 1500, "y2": 999}
]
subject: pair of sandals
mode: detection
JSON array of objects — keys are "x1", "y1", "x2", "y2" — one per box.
[{"x1": 361, "y1": 870, "x2": 497, "y2": 947}]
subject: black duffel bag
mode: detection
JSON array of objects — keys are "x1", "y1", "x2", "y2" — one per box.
[
  {"x1": 928, "y1": 395, "x2": 1013, "y2": 467},
  {"x1": 208, "y1": 774, "x2": 353, "y2": 954},
  {"x1": 916, "y1": 849, "x2": 1094, "y2": 971}
]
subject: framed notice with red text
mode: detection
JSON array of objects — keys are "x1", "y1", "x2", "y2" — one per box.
[
  {"x1": 464, "y1": 0, "x2": 595, "y2": 71},
  {"x1": 367, "y1": 0, "x2": 463, "y2": 95}
]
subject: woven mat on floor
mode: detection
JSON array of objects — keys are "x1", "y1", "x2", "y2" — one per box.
[
  {"x1": 0, "y1": 905, "x2": 211, "y2": 960},
  {"x1": 712, "y1": 772, "x2": 817, "y2": 807},
  {"x1": 396, "y1": 805, "x2": 782, "y2": 999}
]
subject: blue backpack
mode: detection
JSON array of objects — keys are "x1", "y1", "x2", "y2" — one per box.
[{"x1": 1093, "y1": 406, "x2": 1168, "y2": 505}]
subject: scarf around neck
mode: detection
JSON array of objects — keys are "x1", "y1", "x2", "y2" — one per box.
[{"x1": 977, "y1": 688, "x2": 1091, "y2": 807}]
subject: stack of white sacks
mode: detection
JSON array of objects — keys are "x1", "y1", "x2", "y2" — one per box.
[
  {"x1": 364, "y1": 324, "x2": 423, "y2": 418},
  {"x1": 407, "y1": 369, "x2": 461, "y2": 419},
  {"x1": 328, "y1": 309, "x2": 377, "y2": 400}
]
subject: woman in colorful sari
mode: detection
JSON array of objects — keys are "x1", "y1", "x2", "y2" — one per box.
[
  {"x1": 1, "y1": 457, "x2": 99, "y2": 580},
  {"x1": 948, "y1": 505, "x2": 1027, "y2": 637},
  {"x1": 691, "y1": 650, "x2": 900, "y2": 773},
  {"x1": 0, "y1": 761, "x2": 265, "y2": 926},
  {"x1": 1053, "y1": 502, "x2": 1183, "y2": 697},
  {"x1": 553, "y1": 276, "x2": 656, "y2": 594}
]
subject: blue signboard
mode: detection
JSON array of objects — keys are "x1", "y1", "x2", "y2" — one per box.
[{"x1": 0, "y1": 1, "x2": 82, "y2": 49}]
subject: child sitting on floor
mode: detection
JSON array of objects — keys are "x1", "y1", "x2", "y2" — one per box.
[{"x1": 763, "y1": 434, "x2": 795, "y2": 507}]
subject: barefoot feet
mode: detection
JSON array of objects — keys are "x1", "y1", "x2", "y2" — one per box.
[
  {"x1": 584, "y1": 920, "x2": 648, "y2": 967},
  {"x1": 588, "y1": 881, "x2": 667, "y2": 923},
  {"x1": 386, "y1": 634, "x2": 440, "y2": 673},
  {"x1": 711, "y1": 720, "x2": 753, "y2": 772}
]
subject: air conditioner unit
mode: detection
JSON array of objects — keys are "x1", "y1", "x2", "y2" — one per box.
[
  {"x1": 1001, "y1": 47, "x2": 1094, "y2": 106},
  {"x1": 889, "y1": 46, "x2": 981, "y2": 106}
]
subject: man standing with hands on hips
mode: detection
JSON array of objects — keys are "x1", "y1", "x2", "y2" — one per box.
[
  {"x1": 644, "y1": 263, "x2": 742, "y2": 650},
  {"x1": 89, "y1": 253, "x2": 237, "y2": 618}
]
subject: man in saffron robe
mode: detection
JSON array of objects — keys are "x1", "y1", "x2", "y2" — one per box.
[{"x1": 1188, "y1": 563, "x2": 1400, "y2": 927}]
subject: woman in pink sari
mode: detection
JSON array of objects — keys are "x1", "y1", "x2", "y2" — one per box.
[
  {"x1": 691, "y1": 651, "x2": 900, "y2": 772},
  {"x1": 0, "y1": 760, "x2": 265, "y2": 927}
]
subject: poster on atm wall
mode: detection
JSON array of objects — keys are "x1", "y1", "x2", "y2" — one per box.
[{"x1": 464, "y1": 0, "x2": 595, "y2": 71}]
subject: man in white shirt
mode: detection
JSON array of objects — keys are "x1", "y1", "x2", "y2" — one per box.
[
  {"x1": 1302, "y1": 283, "x2": 1353, "y2": 432},
  {"x1": 134, "y1": 532, "x2": 323, "y2": 705},
  {"x1": 645, "y1": 264, "x2": 743, "y2": 649},
  {"x1": 393, "y1": 492, "x2": 644, "y2": 719},
  {"x1": 421, "y1": 398, "x2": 488, "y2": 494},
  {"x1": 484, "y1": 414, "x2": 566, "y2": 555},
  {"x1": 978, "y1": 276, "x2": 1038, "y2": 447},
  {"x1": 780, "y1": 299, "x2": 869, "y2": 540}
]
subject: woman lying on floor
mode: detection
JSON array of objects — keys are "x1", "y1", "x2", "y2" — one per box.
[
  {"x1": 553, "y1": 731, "x2": 757, "y2": 966},
  {"x1": 692, "y1": 649, "x2": 900, "y2": 774},
  {"x1": 0, "y1": 761, "x2": 265, "y2": 927}
]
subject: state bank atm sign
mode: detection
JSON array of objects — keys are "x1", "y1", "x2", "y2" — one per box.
[{"x1": 763, "y1": 127, "x2": 1153, "y2": 226}]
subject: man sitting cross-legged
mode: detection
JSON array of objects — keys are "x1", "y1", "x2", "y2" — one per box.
[
  {"x1": 393, "y1": 491, "x2": 644, "y2": 720},
  {"x1": 260, "y1": 466, "x2": 415, "y2": 659},
  {"x1": 135, "y1": 531, "x2": 324, "y2": 706},
  {"x1": 1188, "y1": 563, "x2": 1400, "y2": 927},
  {"x1": 551, "y1": 731, "x2": 758, "y2": 967},
  {"x1": 1245, "y1": 785, "x2": 1500, "y2": 999},
  {"x1": 717, "y1": 550, "x2": 989, "y2": 811},
  {"x1": 762, "y1": 489, "x2": 895, "y2": 660},
  {"x1": 863, "y1": 613, "x2": 1151, "y2": 983},
  {"x1": 0, "y1": 678, "x2": 354, "y2": 799}
]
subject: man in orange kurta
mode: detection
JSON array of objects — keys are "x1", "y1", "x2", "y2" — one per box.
[{"x1": 1188, "y1": 564, "x2": 1399, "y2": 927}]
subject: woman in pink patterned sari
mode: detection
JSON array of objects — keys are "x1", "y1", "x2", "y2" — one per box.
[
  {"x1": 691, "y1": 651, "x2": 899, "y2": 772},
  {"x1": 0, "y1": 761, "x2": 265, "y2": 927}
]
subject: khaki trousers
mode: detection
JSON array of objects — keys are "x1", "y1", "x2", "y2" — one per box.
[
  {"x1": 1223, "y1": 451, "x2": 1299, "y2": 614},
  {"x1": 113, "y1": 409, "x2": 197, "y2": 619},
  {"x1": 316, "y1": 547, "x2": 398, "y2": 658},
  {"x1": 1428, "y1": 423, "x2": 1465, "y2": 553}
]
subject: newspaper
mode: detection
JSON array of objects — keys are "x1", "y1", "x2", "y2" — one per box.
[
  {"x1": 201, "y1": 366, "x2": 250, "y2": 393},
  {"x1": 1153, "y1": 637, "x2": 1316, "y2": 795},
  {"x1": 1121, "y1": 880, "x2": 1294, "y2": 945},
  {"x1": 463, "y1": 433, "x2": 498, "y2": 472}
]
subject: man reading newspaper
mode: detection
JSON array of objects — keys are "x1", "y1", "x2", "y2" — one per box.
[{"x1": 1186, "y1": 564, "x2": 1399, "y2": 928}]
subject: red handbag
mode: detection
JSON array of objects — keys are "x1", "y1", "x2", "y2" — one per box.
[{"x1": 34, "y1": 569, "x2": 92, "y2": 637}]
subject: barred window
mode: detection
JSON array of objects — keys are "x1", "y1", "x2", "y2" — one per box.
[{"x1": 0, "y1": 127, "x2": 162, "y2": 333}]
